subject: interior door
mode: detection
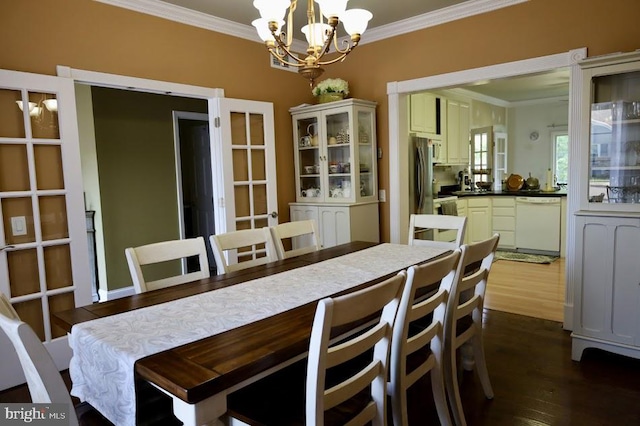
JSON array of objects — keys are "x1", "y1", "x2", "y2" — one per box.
[
  {"x1": 210, "y1": 98, "x2": 278, "y2": 267},
  {"x1": 0, "y1": 69, "x2": 92, "y2": 390}
]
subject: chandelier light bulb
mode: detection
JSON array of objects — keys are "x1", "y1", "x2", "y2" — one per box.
[
  {"x1": 253, "y1": 0, "x2": 289, "y2": 22},
  {"x1": 43, "y1": 99, "x2": 58, "y2": 112},
  {"x1": 301, "y1": 23, "x2": 332, "y2": 48},
  {"x1": 315, "y1": 0, "x2": 348, "y2": 19},
  {"x1": 341, "y1": 9, "x2": 373, "y2": 35},
  {"x1": 15, "y1": 100, "x2": 37, "y2": 112},
  {"x1": 252, "y1": 18, "x2": 283, "y2": 42}
]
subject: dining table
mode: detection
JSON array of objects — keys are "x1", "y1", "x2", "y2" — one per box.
[{"x1": 53, "y1": 241, "x2": 449, "y2": 426}]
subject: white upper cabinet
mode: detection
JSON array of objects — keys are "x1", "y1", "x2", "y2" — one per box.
[{"x1": 410, "y1": 92, "x2": 438, "y2": 134}]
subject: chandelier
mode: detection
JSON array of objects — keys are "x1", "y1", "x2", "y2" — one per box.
[
  {"x1": 16, "y1": 96, "x2": 58, "y2": 128},
  {"x1": 252, "y1": 0, "x2": 372, "y2": 86}
]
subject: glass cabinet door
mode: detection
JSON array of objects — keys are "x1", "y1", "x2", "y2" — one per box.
[
  {"x1": 296, "y1": 116, "x2": 322, "y2": 200},
  {"x1": 325, "y1": 110, "x2": 351, "y2": 199},
  {"x1": 589, "y1": 71, "x2": 640, "y2": 204},
  {"x1": 357, "y1": 109, "x2": 375, "y2": 197}
]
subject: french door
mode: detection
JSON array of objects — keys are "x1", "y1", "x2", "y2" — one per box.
[
  {"x1": 210, "y1": 98, "x2": 278, "y2": 267},
  {"x1": 0, "y1": 69, "x2": 92, "y2": 390}
]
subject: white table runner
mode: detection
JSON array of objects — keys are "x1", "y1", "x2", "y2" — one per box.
[{"x1": 69, "y1": 243, "x2": 446, "y2": 425}]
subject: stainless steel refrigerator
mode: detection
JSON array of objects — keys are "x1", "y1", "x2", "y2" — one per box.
[{"x1": 409, "y1": 135, "x2": 435, "y2": 215}]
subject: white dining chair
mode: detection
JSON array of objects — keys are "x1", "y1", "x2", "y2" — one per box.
[
  {"x1": 388, "y1": 250, "x2": 461, "y2": 426},
  {"x1": 227, "y1": 272, "x2": 407, "y2": 425},
  {"x1": 210, "y1": 227, "x2": 276, "y2": 274},
  {"x1": 408, "y1": 213, "x2": 467, "y2": 249},
  {"x1": 0, "y1": 292, "x2": 80, "y2": 426},
  {"x1": 444, "y1": 233, "x2": 500, "y2": 426},
  {"x1": 269, "y1": 219, "x2": 321, "y2": 259},
  {"x1": 125, "y1": 236, "x2": 210, "y2": 293}
]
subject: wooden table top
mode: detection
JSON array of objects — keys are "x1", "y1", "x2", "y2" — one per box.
[{"x1": 54, "y1": 241, "x2": 443, "y2": 405}]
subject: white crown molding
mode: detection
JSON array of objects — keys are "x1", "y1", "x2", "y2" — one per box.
[
  {"x1": 94, "y1": 0, "x2": 261, "y2": 42},
  {"x1": 95, "y1": 0, "x2": 528, "y2": 49}
]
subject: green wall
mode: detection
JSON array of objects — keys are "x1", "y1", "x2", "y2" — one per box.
[{"x1": 91, "y1": 87, "x2": 207, "y2": 288}]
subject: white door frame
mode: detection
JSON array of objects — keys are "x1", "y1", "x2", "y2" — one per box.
[{"x1": 386, "y1": 48, "x2": 587, "y2": 329}]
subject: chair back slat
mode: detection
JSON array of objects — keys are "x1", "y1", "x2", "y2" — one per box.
[
  {"x1": 125, "y1": 236, "x2": 209, "y2": 293},
  {"x1": 270, "y1": 220, "x2": 320, "y2": 259},
  {"x1": 210, "y1": 228, "x2": 276, "y2": 274},
  {"x1": 408, "y1": 214, "x2": 467, "y2": 249}
]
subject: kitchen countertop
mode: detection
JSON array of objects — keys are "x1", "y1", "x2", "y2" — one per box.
[{"x1": 453, "y1": 189, "x2": 567, "y2": 197}]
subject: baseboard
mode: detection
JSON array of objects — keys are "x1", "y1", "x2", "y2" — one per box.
[{"x1": 98, "y1": 286, "x2": 135, "y2": 301}]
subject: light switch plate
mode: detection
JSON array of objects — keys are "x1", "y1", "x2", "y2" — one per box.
[
  {"x1": 379, "y1": 189, "x2": 386, "y2": 202},
  {"x1": 11, "y1": 216, "x2": 27, "y2": 236}
]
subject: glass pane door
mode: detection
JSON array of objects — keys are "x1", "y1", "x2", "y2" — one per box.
[
  {"x1": 0, "y1": 70, "x2": 91, "y2": 390},
  {"x1": 216, "y1": 98, "x2": 277, "y2": 268},
  {"x1": 357, "y1": 109, "x2": 375, "y2": 197},
  {"x1": 296, "y1": 116, "x2": 321, "y2": 199},
  {"x1": 325, "y1": 110, "x2": 350, "y2": 200},
  {"x1": 589, "y1": 71, "x2": 640, "y2": 203}
]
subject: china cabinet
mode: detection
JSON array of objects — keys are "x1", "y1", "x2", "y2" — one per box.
[
  {"x1": 289, "y1": 98, "x2": 379, "y2": 248},
  {"x1": 572, "y1": 51, "x2": 640, "y2": 362}
]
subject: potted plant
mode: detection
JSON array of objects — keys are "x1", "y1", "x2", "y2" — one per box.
[{"x1": 312, "y1": 78, "x2": 349, "y2": 103}]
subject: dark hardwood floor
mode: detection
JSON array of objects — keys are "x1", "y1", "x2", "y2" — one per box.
[{"x1": 3, "y1": 309, "x2": 640, "y2": 425}]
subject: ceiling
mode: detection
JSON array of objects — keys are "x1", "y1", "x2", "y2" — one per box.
[
  {"x1": 105, "y1": 0, "x2": 569, "y2": 103},
  {"x1": 159, "y1": 0, "x2": 469, "y2": 32}
]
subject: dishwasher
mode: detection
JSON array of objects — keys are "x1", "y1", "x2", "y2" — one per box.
[{"x1": 515, "y1": 197, "x2": 561, "y2": 253}]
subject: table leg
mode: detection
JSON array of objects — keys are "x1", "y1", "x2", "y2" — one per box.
[{"x1": 170, "y1": 392, "x2": 227, "y2": 426}]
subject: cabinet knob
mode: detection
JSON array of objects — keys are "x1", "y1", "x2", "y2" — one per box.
[{"x1": 270, "y1": 211, "x2": 278, "y2": 218}]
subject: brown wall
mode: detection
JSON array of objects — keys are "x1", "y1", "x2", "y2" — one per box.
[{"x1": 2, "y1": 0, "x2": 640, "y2": 243}]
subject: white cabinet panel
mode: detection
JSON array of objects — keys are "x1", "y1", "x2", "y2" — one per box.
[
  {"x1": 319, "y1": 206, "x2": 350, "y2": 248},
  {"x1": 410, "y1": 93, "x2": 437, "y2": 133},
  {"x1": 573, "y1": 214, "x2": 640, "y2": 360},
  {"x1": 290, "y1": 202, "x2": 379, "y2": 249}
]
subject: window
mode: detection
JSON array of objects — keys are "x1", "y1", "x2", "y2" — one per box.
[
  {"x1": 470, "y1": 126, "x2": 493, "y2": 184},
  {"x1": 552, "y1": 130, "x2": 569, "y2": 184}
]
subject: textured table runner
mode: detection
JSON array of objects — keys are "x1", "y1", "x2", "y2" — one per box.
[{"x1": 69, "y1": 243, "x2": 446, "y2": 425}]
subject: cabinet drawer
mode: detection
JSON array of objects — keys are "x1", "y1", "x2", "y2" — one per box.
[
  {"x1": 493, "y1": 206, "x2": 515, "y2": 216},
  {"x1": 497, "y1": 231, "x2": 515, "y2": 247},
  {"x1": 467, "y1": 197, "x2": 490, "y2": 208},
  {"x1": 493, "y1": 216, "x2": 515, "y2": 231},
  {"x1": 492, "y1": 197, "x2": 515, "y2": 207}
]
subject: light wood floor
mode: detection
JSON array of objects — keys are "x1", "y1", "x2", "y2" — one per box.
[{"x1": 485, "y1": 257, "x2": 566, "y2": 322}]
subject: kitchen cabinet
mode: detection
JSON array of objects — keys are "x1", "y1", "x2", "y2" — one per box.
[
  {"x1": 410, "y1": 93, "x2": 439, "y2": 134},
  {"x1": 290, "y1": 202, "x2": 379, "y2": 249},
  {"x1": 446, "y1": 100, "x2": 470, "y2": 165},
  {"x1": 291, "y1": 98, "x2": 378, "y2": 204},
  {"x1": 455, "y1": 198, "x2": 468, "y2": 243},
  {"x1": 572, "y1": 52, "x2": 640, "y2": 362},
  {"x1": 466, "y1": 197, "x2": 492, "y2": 243},
  {"x1": 491, "y1": 197, "x2": 515, "y2": 249},
  {"x1": 572, "y1": 215, "x2": 640, "y2": 361}
]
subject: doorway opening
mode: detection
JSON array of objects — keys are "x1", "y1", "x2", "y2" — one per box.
[{"x1": 173, "y1": 111, "x2": 217, "y2": 275}]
